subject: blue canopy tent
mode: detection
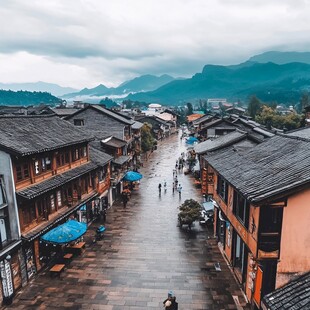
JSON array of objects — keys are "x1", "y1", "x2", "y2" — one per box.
[
  {"x1": 41, "y1": 220, "x2": 87, "y2": 244},
  {"x1": 123, "y1": 171, "x2": 143, "y2": 182},
  {"x1": 186, "y1": 136, "x2": 198, "y2": 144}
]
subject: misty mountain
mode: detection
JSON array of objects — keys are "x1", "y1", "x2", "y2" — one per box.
[
  {"x1": 62, "y1": 74, "x2": 175, "y2": 98},
  {"x1": 127, "y1": 61, "x2": 310, "y2": 104},
  {"x1": 64, "y1": 84, "x2": 109, "y2": 98},
  {"x1": 117, "y1": 74, "x2": 175, "y2": 93},
  {"x1": 0, "y1": 81, "x2": 77, "y2": 96},
  {"x1": 248, "y1": 51, "x2": 310, "y2": 65}
]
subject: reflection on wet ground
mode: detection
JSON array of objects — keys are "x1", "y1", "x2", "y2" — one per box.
[{"x1": 6, "y1": 133, "x2": 248, "y2": 310}]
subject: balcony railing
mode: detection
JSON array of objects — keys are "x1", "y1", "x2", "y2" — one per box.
[{"x1": 258, "y1": 233, "x2": 280, "y2": 258}]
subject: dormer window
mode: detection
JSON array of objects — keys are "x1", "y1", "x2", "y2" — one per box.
[{"x1": 74, "y1": 119, "x2": 84, "y2": 126}]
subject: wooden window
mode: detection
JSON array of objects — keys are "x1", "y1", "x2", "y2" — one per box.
[
  {"x1": 81, "y1": 146, "x2": 87, "y2": 158},
  {"x1": 16, "y1": 163, "x2": 30, "y2": 181},
  {"x1": 74, "y1": 119, "x2": 84, "y2": 126},
  {"x1": 72, "y1": 148, "x2": 80, "y2": 161},
  {"x1": 23, "y1": 205, "x2": 36, "y2": 226},
  {"x1": 36, "y1": 200, "x2": 45, "y2": 220},
  {"x1": 233, "y1": 190, "x2": 250, "y2": 229},
  {"x1": 56, "y1": 190, "x2": 62, "y2": 208},
  {"x1": 41, "y1": 157, "x2": 51, "y2": 172},
  {"x1": 50, "y1": 194, "x2": 56, "y2": 213},
  {"x1": 233, "y1": 232, "x2": 248, "y2": 278},
  {"x1": 217, "y1": 175, "x2": 228, "y2": 203},
  {"x1": 56, "y1": 152, "x2": 70, "y2": 167},
  {"x1": 34, "y1": 157, "x2": 51, "y2": 174},
  {"x1": 64, "y1": 152, "x2": 70, "y2": 164}
]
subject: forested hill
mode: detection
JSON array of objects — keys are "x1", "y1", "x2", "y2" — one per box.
[
  {"x1": 127, "y1": 61, "x2": 310, "y2": 104},
  {"x1": 0, "y1": 90, "x2": 62, "y2": 106}
]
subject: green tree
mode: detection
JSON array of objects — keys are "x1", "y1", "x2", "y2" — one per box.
[
  {"x1": 247, "y1": 95, "x2": 262, "y2": 118},
  {"x1": 256, "y1": 105, "x2": 302, "y2": 131},
  {"x1": 178, "y1": 199, "x2": 203, "y2": 229},
  {"x1": 186, "y1": 102, "x2": 193, "y2": 115},
  {"x1": 99, "y1": 97, "x2": 118, "y2": 108},
  {"x1": 141, "y1": 123, "x2": 155, "y2": 153}
]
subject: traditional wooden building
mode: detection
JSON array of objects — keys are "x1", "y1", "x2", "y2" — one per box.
[
  {"x1": 65, "y1": 104, "x2": 134, "y2": 142},
  {"x1": 135, "y1": 115, "x2": 171, "y2": 140},
  {"x1": 190, "y1": 114, "x2": 218, "y2": 134},
  {"x1": 66, "y1": 105, "x2": 143, "y2": 198},
  {"x1": 0, "y1": 160, "x2": 22, "y2": 305},
  {"x1": 198, "y1": 118, "x2": 237, "y2": 139},
  {"x1": 201, "y1": 134, "x2": 310, "y2": 309},
  {"x1": 0, "y1": 115, "x2": 112, "y2": 301}
]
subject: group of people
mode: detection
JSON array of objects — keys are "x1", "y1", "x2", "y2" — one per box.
[
  {"x1": 158, "y1": 179, "x2": 182, "y2": 197},
  {"x1": 163, "y1": 291, "x2": 178, "y2": 309}
]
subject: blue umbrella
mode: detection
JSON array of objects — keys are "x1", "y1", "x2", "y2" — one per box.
[
  {"x1": 41, "y1": 220, "x2": 87, "y2": 244},
  {"x1": 123, "y1": 171, "x2": 143, "y2": 182},
  {"x1": 186, "y1": 136, "x2": 198, "y2": 144}
]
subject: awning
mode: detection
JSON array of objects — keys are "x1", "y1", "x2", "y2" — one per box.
[
  {"x1": 202, "y1": 201, "x2": 214, "y2": 212},
  {"x1": 112, "y1": 155, "x2": 130, "y2": 166}
]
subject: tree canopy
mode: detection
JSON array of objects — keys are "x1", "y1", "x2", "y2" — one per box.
[
  {"x1": 186, "y1": 102, "x2": 193, "y2": 115},
  {"x1": 141, "y1": 123, "x2": 155, "y2": 153},
  {"x1": 0, "y1": 90, "x2": 62, "y2": 106},
  {"x1": 247, "y1": 95, "x2": 262, "y2": 118},
  {"x1": 255, "y1": 105, "x2": 302, "y2": 131},
  {"x1": 178, "y1": 199, "x2": 202, "y2": 228}
]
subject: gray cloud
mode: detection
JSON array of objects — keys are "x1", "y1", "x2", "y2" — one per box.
[{"x1": 0, "y1": 0, "x2": 310, "y2": 87}]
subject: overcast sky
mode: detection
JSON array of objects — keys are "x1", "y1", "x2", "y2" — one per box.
[{"x1": 1, "y1": 0, "x2": 310, "y2": 89}]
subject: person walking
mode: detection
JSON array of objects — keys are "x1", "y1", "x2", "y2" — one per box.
[
  {"x1": 158, "y1": 183, "x2": 162, "y2": 194},
  {"x1": 177, "y1": 184, "x2": 182, "y2": 197},
  {"x1": 164, "y1": 180, "x2": 167, "y2": 192},
  {"x1": 122, "y1": 190, "x2": 129, "y2": 208}
]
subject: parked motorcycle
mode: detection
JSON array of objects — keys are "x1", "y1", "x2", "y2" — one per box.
[{"x1": 93, "y1": 225, "x2": 106, "y2": 243}]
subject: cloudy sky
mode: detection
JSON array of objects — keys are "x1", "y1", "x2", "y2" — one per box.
[{"x1": 1, "y1": 0, "x2": 310, "y2": 89}]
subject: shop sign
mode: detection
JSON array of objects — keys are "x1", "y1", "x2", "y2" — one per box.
[{"x1": 0, "y1": 259, "x2": 14, "y2": 298}]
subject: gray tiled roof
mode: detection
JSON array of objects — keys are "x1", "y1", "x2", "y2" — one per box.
[
  {"x1": 113, "y1": 155, "x2": 130, "y2": 165},
  {"x1": 67, "y1": 105, "x2": 134, "y2": 125},
  {"x1": 102, "y1": 137, "x2": 127, "y2": 148},
  {"x1": 89, "y1": 146, "x2": 113, "y2": 166},
  {"x1": 193, "y1": 114, "x2": 215, "y2": 125},
  {"x1": 16, "y1": 162, "x2": 98, "y2": 199},
  {"x1": 262, "y1": 272, "x2": 310, "y2": 310},
  {"x1": 286, "y1": 127, "x2": 310, "y2": 139},
  {"x1": 52, "y1": 108, "x2": 80, "y2": 116},
  {"x1": 131, "y1": 121, "x2": 143, "y2": 130},
  {"x1": 194, "y1": 131, "x2": 247, "y2": 154},
  {"x1": 0, "y1": 115, "x2": 94, "y2": 156},
  {"x1": 204, "y1": 134, "x2": 310, "y2": 203}
]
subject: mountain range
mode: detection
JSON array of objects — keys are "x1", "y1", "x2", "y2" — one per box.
[
  {"x1": 1, "y1": 51, "x2": 310, "y2": 106},
  {"x1": 0, "y1": 81, "x2": 77, "y2": 96},
  {"x1": 126, "y1": 61, "x2": 310, "y2": 104},
  {"x1": 62, "y1": 74, "x2": 176, "y2": 99}
]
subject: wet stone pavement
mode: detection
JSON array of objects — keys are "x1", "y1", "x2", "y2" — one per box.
[{"x1": 5, "y1": 133, "x2": 249, "y2": 310}]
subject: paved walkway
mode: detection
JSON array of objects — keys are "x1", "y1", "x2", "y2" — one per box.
[{"x1": 5, "y1": 133, "x2": 248, "y2": 310}]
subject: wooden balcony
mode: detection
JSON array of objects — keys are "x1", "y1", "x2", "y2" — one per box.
[{"x1": 258, "y1": 233, "x2": 280, "y2": 259}]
